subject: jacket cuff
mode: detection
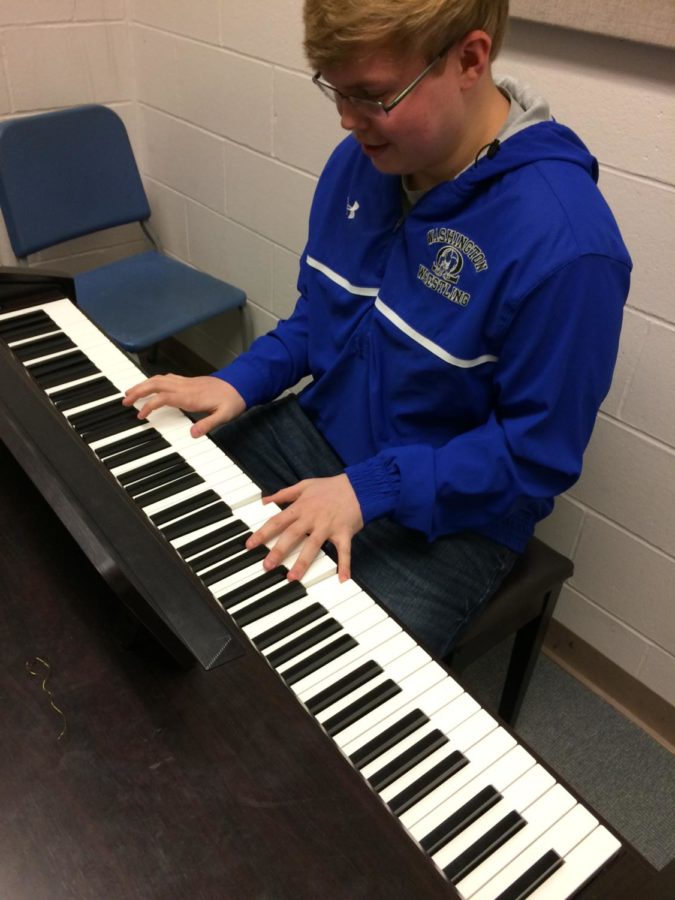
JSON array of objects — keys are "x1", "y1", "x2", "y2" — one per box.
[
  {"x1": 212, "y1": 358, "x2": 261, "y2": 409},
  {"x1": 345, "y1": 455, "x2": 400, "y2": 524}
]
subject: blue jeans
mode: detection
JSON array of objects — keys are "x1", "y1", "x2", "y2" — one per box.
[{"x1": 212, "y1": 395, "x2": 518, "y2": 659}]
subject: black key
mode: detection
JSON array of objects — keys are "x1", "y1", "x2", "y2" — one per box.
[
  {"x1": 369, "y1": 729, "x2": 448, "y2": 793},
  {"x1": 231, "y1": 580, "x2": 308, "y2": 630},
  {"x1": 94, "y1": 427, "x2": 164, "y2": 462},
  {"x1": 388, "y1": 750, "x2": 468, "y2": 817},
  {"x1": 266, "y1": 618, "x2": 343, "y2": 668},
  {"x1": 199, "y1": 545, "x2": 268, "y2": 586},
  {"x1": 323, "y1": 679, "x2": 401, "y2": 738},
  {"x1": 12, "y1": 331, "x2": 75, "y2": 362},
  {"x1": 80, "y1": 413, "x2": 146, "y2": 444},
  {"x1": 67, "y1": 396, "x2": 132, "y2": 428},
  {"x1": 250, "y1": 601, "x2": 326, "y2": 650},
  {"x1": 150, "y1": 489, "x2": 221, "y2": 526},
  {"x1": 0, "y1": 310, "x2": 54, "y2": 341},
  {"x1": 494, "y1": 849, "x2": 564, "y2": 900},
  {"x1": 50, "y1": 375, "x2": 118, "y2": 411},
  {"x1": 177, "y1": 519, "x2": 250, "y2": 560},
  {"x1": 70, "y1": 403, "x2": 141, "y2": 438},
  {"x1": 100, "y1": 435, "x2": 170, "y2": 469},
  {"x1": 28, "y1": 351, "x2": 98, "y2": 389},
  {"x1": 134, "y1": 471, "x2": 204, "y2": 508},
  {"x1": 116, "y1": 451, "x2": 186, "y2": 486},
  {"x1": 160, "y1": 501, "x2": 231, "y2": 541},
  {"x1": 350, "y1": 709, "x2": 430, "y2": 770},
  {"x1": 443, "y1": 811, "x2": 526, "y2": 884},
  {"x1": 305, "y1": 660, "x2": 383, "y2": 716},
  {"x1": 124, "y1": 461, "x2": 193, "y2": 498},
  {"x1": 281, "y1": 633, "x2": 358, "y2": 688},
  {"x1": 217, "y1": 566, "x2": 289, "y2": 609},
  {"x1": 188, "y1": 533, "x2": 251, "y2": 575},
  {"x1": 25, "y1": 347, "x2": 89, "y2": 377},
  {"x1": 420, "y1": 785, "x2": 503, "y2": 855}
]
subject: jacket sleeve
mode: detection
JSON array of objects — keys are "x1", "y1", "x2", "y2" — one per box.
[
  {"x1": 345, "y1": 254, "x2": 630, "y2": 541},
  {"x1": 212, "y1": 290, "x2": 311, "y2": 408}
]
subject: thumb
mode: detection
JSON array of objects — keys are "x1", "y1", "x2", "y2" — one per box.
[{"x1": 190, "y1": 412, "x2": 222, "y2": 437}]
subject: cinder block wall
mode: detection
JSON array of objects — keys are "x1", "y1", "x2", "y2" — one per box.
[
  {"x1": 130, "y1": 0, "x2": 343, "y2": 363},
  {"x1": 498, "y1": 19, "x2": 675, "y2": 710},
  {"x1": 0, "y1": 2, "x2": 672, "y2": 711},
  {"x1": 0, "y1": 1, "x2": 143, "y2": 270}
]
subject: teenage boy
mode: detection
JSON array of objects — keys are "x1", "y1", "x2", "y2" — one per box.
[{"x1": 123, "y1": 0, "x2": 630, "y2": 658}]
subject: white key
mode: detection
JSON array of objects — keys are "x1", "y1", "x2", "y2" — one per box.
[
  {"x1": 211, "y1": 549, "x2": 335, "y2": 600},
  {"x1": 365, "y1": 707, "x2": 497, "y2": 799},
  {"x1": 44, "y1": 372, "x2": 104, "y2": 395},
  {"x1": 432, "y1": 760, "x2": 560, "y2": 876},
  {"x1": 398, "y1": 726, "x2": 516, "y2": 830},
  {"x1": 293, "y1": 628, "x2": 416, "y2": 702},
  {"x1": 312, "y1": 645, "x2": 430, "y2": 727},
  {"x1": 343, "y1": 683, "x2": 478, "y2": 766},
  {"x1": 89, "y1": 422, "x2": 155, "y2": 452},
  {"x1": 57, "y1": 391, "x2": 124, "y2": 418},
  {"x1": 107, "y1": 443, "x2": 220, "y2": 479},
  {"x1": 357, "y1": 691, "x2": 482, "y2": 782},
  {"x1": 411, "y1": 751, "x2": 551, "y2": 853},
  {"x1": 455, "y1": 778, "x2": 575, "y2": 897},
  {"x1": 334, "y1": 663, "x2": 452, "y2": 751},
  {"x1": 270, "y1": 603, "x2": 391, "y2": 673},
  {"x1": 468, "y1": 804, "x2": 601, "y2": 900},
  {"x1": 229, "y1": 577, "x2": 367, "y2": 640},
  {"x1": 171, "y1": 498, "x2": 271, "y2": 550},
  {"x1": 526, "y1": 824, "x2": 621, "y2": 900},
  {"x1": 243, "y1": 589, "x2": 373, "y2": 644}
]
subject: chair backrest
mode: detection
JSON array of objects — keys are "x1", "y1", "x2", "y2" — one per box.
[{"x1": 0, "y1": 105, "x2": 151, "y2": 258}]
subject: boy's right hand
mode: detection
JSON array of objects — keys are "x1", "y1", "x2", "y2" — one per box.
[{"x1": 122, "y1": 374, "x2": 246, "y2": 438}]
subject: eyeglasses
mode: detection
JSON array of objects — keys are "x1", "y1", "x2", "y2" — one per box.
[{"x1": 312, "y1": 47, "x2": 450, "y2": 117}]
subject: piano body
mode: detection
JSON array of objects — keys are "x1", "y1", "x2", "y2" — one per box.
[{"x1": 0, "y1": 272, "x2": 671, "y2": 900}]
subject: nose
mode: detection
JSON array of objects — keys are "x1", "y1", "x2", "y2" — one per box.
[{"x1": 337, "y1": 98, "x2": 370, "y2": 132}]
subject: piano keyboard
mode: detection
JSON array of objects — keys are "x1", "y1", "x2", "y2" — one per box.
[{"x1": 0, "y1": 297, "x2": 622, "y2": 899}]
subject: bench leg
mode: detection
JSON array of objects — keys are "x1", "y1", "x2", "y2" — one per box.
[{"x1": 498, "y1": 584, "x2": 563, "y2": 726}]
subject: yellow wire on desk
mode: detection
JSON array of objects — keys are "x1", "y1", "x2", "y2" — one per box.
[{"x1": 26, "y1": 656, "x2": 67, "y2": 741}]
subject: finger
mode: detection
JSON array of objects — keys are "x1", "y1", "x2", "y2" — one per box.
[
  {"x1": 122, "y1": 380, "x2": 153, "y2": 405},
  {"x1": 263, "y1": 524, "x2": 309, "y2": 571},
  {"x1": 262, "y1": 482, "x2": 304, "y2": 507},
  {"x1": 133, "y1": 393, "x2": 169, "y2": 420},
  {"x1": 190, "y1": 409, "x2": 228, "y2": 437},
  {"x1": 333, "y1": 535, "x2": 352, "y2": 583},
  {"x1": 123, "y1": 376, "x2": 169, "y2": 405},
  {"x1": 246, "y1": 507, "x2": 298, "y2": 549},
  {"x1": 286, "y1": 532, "x2": 326, "y2": 581}
]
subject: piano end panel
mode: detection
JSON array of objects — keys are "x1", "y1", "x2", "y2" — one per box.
[{"x1": 0, "y1": 336, "x2": 244, "y2": 672}]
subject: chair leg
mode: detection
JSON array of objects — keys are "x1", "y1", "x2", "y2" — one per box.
[{"x1": 498, "y1": 585, "x2": 562, "y2": 726}]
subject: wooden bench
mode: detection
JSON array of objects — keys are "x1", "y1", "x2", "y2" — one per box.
[{"x1": 444, "y1": 537, "x2": 574, "y2": 727}]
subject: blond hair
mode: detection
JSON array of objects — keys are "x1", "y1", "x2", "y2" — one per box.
[{"x1": 304, "y1": 0, "x2": 509, "y2": 70}]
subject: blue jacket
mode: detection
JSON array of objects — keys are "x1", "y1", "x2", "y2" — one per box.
[{"x1": 217, "y1": 119, "x2": 631, "y2": 552}]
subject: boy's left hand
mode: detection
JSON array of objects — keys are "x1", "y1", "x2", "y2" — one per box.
[{"x1": 246, "y1": 474, "x2": 364, "y2": 583}]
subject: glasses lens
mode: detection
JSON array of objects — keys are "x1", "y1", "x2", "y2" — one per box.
[
  {"x1": 314, "y1": 78, "x2": 385, "y2": 116},
  {"x1": 316, "y1": 81, "x2": 339, "y2": 104}
]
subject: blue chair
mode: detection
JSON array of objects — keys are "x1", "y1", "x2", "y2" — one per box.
[{"x1": 0, "y1": 105, "x2": 246, "y2": 353}]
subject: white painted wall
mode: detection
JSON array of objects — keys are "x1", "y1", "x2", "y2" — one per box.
[
  {"x1": 0, "y1": 2, "x2": 672, "y2": 708},
  {"x1": 0, "y1": 1, "x2": 144, "y2": 271},
  {"x1": 500, "y1": 19, "x2": 675, "y2": 708}
]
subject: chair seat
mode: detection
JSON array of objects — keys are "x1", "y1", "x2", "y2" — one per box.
[
  {"x1": 75, "y1": 251, "x2": 246, "y2": 352},
  {"x1": 445, "y1": 537, "x2": 574, "y2": 726}
]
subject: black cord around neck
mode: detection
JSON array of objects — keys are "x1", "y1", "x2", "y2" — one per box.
[{"x1": 474, "y1": 138, "x2": 501, "y2": 166}]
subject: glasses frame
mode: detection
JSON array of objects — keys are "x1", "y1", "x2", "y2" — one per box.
[{"x1": 312, "y1": 47, "x2": 451, "y2": 117}]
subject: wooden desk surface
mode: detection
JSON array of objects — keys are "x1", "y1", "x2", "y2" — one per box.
[
  {"x1": 2, "y1": 434, "x2": 672, "y2": 900},
  {"x1": 0, "y1": 441, "x2": 452, "y2": 900}
]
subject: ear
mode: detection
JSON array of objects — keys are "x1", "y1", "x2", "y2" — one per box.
[{"x1": 456, "y1": 30, "x2": 492, "y2": 89}]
